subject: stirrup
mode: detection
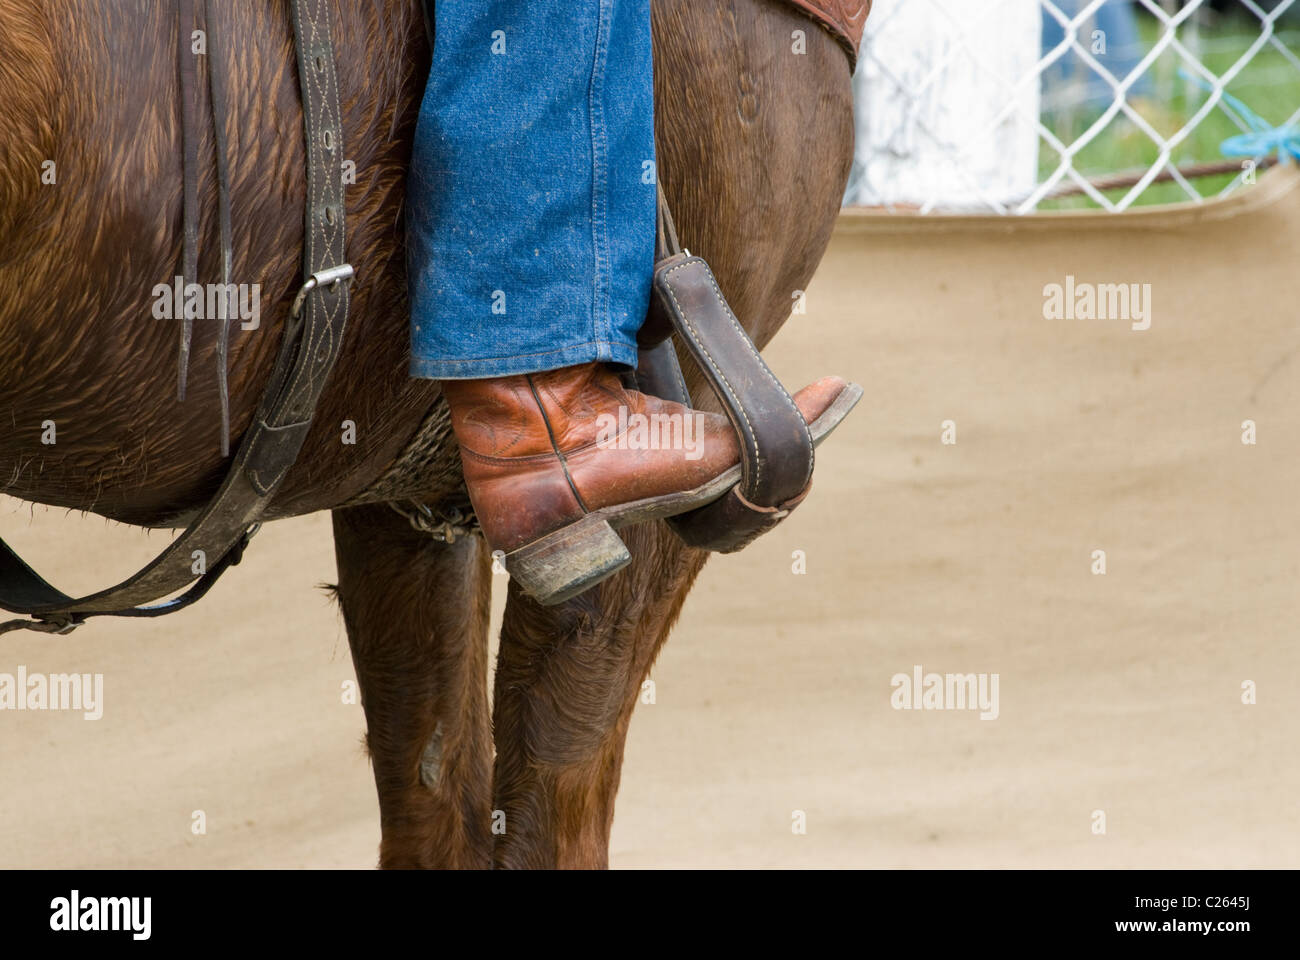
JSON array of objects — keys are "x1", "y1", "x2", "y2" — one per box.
[{"x1": 627, "y1": 184, "x2": 862, "y2": 553}]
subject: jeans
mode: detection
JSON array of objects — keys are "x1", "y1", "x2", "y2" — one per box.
[{"x1": 407, "y1": 0, "x2": 656, "y2": 379}]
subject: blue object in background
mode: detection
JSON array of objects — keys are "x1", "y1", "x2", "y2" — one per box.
[{"x1": 1041, "y1": 0, "x2": 1152, "y2": 111}]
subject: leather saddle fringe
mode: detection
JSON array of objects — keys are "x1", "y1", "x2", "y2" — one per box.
[{"x1": 176, "y1": 0, "x2": 237, "y2": 455}]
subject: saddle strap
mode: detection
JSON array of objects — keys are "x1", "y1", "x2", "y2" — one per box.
[
  {"x1": 638, "y1": 185, "x2": 816, "y2": 553},
  {"x1": 652, "y1": 253, "x2": 815, "y2": 500},
  {"x1": 0, "y1": 0, "x2": 352, "y2": 633}
]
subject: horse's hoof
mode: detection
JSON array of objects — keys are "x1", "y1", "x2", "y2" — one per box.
[{"x1": 506, "y1": 513, "x2": 632, "y2": 605}]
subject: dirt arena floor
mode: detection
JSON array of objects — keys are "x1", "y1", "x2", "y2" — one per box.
[{"x1": 3, "y1": 167, "x2": 1298, "y2": 869}]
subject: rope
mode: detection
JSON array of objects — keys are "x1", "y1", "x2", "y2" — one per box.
[
  {"x1": 1180, "y1": 69, "x2": 1300, "y2": 163},
  {"x1": 388, "y1": 501, "x2": 479, "y2": 543}
]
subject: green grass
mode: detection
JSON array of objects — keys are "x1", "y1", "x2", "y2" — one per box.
[{"x1": 1036, "y1": 13, "x2": 1300, "y2": 211}]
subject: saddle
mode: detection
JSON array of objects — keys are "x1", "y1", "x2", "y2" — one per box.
[
  {"x1": 0, "y1": 0, "x2": 868, "y2": 634},
  {"x1": 787, "y1": 0, "x2": 871, "y2": 66}
]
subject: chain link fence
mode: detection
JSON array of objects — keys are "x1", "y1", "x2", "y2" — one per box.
[{"x1": 844, "y1": 0, "x2": 1300, "y2": 213}]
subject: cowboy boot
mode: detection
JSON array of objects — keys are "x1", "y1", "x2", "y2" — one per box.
[{"x1": 441, "y1": 361, "x2": 851, "y2": 604}]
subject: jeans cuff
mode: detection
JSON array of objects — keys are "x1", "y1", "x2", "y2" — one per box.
[{"x1": 409, "y1": 339, "x2": 641, "y2": 380}]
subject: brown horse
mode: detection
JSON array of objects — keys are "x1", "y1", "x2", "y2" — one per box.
[{"x1": 0, "y1": 0, "x2": 857, "y2": 867}]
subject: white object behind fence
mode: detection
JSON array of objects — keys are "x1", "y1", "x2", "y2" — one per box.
[{"x1": 845, "y1": 0, "x2": 1043, "y2": 211}]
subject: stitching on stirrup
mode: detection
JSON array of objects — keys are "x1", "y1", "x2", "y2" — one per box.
[{"x1": 660, "y1": 265, "x2": 761, "y2": 491}]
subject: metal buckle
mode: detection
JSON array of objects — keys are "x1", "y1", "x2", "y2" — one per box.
[
  {"x1": 289, "y1": 264, "x2": 355, "y2": 320},
  {"x1": 227, "y1": 523, "x2": 262, "y2": 565}
]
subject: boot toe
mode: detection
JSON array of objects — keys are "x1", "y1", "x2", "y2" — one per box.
[{"x1": 792, "y1": 375, "x2": 851, "y2": 425}]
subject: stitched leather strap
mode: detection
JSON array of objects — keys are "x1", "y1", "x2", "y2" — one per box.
[
  {"x1": 636, "y1": 180, "x2": 826, "y2": 553},
  {"x1": 652, "y1": 254, "x2": 814, "y2": 507},
  {"x1": 645, "y1": 183, "x2": 813, "y2": 507},
  {"x1": 0, "y1": 0, "x2": 352, "y2": 632}
]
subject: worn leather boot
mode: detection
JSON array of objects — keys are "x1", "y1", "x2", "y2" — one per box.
[{"x1": 441, "y1": 361, "x2": 851, "y2": 604}]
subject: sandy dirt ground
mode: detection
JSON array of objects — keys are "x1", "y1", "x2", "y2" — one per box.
[{"x1": 2, "y1": 169, "x2": 1299, "y2": 869}]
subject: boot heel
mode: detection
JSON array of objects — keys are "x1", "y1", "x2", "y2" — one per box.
[{"x1": 506, "y1": 515, "x2": 632, "y2": 605}]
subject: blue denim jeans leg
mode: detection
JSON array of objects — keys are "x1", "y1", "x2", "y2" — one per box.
[{"x1": 407, "y1": 0, "x2": 656, "y2": 379}]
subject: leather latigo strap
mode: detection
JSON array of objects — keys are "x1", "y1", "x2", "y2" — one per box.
[
  {"x1": 785, "y1": 0, "x2": 871, "y2": 66},
  {"x1": 0, "y1": 0, "x2": 352, "y2": 634}
]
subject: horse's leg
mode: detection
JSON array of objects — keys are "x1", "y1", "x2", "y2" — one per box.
[
  {"x1": 489, "y1": 0, "x2": 855, "y2": 868},
  {"x1": 491, "y1": 523, "x2": 704, "y2": 868},
  {"x1": 332, "y1": 503, "x2": 493, "y2": 869}
]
